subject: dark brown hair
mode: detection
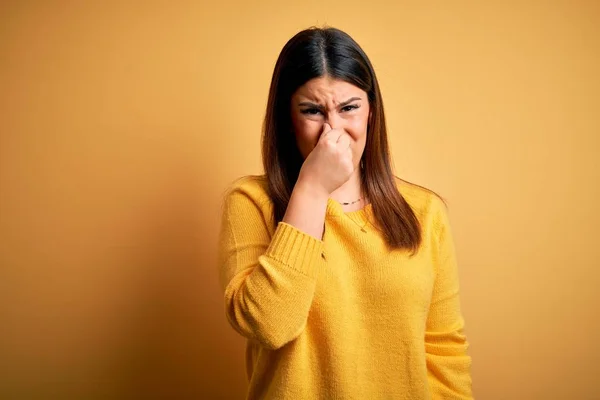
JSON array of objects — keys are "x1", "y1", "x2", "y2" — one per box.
[{"x1": 262, "y1": 26, "x2": 428, "y2": 253}]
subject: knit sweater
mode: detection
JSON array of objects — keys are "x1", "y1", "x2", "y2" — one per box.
[{"x1": 217, "y1": 175, "x2": 473, "y2": 399}]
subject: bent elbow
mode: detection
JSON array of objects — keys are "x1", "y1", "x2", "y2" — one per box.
[{"x1": 225, "y1": 295, "x2": 307, "y2": 350}]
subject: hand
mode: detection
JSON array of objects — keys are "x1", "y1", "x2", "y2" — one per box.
[{"x1": 296, "y1": 122, "x2": 355, "y2": 196}]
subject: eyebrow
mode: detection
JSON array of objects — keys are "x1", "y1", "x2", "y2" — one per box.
[{"x1": 298, "y1": 96, "x2": 362, "y2": 109}]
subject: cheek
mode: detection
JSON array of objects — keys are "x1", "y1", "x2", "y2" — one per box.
[
  {"x1": 293, "y1": 119, "x2": 321, "y2": 144},
  {"x1": 347, "y1": 114, "x2": 369, "y2": 139},
  {"x1": 292, "y1": 118, "x2": 322, "y2": 157}
]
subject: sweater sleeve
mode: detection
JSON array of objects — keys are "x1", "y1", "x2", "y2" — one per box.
[
  {"x1": 425, "y1": 198, "x2": 473, "y2": 399},
  {"x1": 217, "y1": 185, "x2": 324, "y2": 350}
]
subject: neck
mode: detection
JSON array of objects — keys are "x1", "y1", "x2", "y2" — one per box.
[{"x1": 330, "y1": 168, "x2": 364, "y2": 204}]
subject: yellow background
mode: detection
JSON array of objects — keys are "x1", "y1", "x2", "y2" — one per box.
[{"x1": 1, "y1": 1, "x2": 599, "y2": 398}]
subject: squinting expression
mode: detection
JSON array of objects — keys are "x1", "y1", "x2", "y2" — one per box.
[{"x1": 290, "y1": 76, "x2": 371, "y2": 165}]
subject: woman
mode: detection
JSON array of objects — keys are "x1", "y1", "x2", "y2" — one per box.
[{"x1": 218, "y1": 26, "x2": 473, "y2": 399}]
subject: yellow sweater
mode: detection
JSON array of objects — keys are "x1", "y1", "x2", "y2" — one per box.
[{"x1": 218, "y1": 175, "x2": 473, "y2": 399}]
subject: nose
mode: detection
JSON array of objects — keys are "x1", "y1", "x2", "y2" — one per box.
[{"x1": 324, "y1": 112, "x2": 343, "y2": 130}]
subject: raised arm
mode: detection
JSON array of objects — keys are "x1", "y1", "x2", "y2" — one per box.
[{"x1": 217, "y1": 179, "x2": 328, "y2": 350}]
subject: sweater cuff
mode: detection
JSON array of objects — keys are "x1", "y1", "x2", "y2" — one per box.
[{"x1": 264, "y1": 222, "x2": 324, "y2": 278}]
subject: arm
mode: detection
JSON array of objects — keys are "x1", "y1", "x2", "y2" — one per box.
[
  {"x1": 282, "y1": 180, "x2": 329, "y2": 240},
  {"x1": 425, "y1": 197, "x2": 473, "y2": 399},
  {"x1": 217, "y1": 181, "x2": 327, "y2": 350}
]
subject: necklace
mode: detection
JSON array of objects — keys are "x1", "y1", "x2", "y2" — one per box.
[
  {"x1": 340, "y1": 197, "x2": 364, "y2": 206},
  {"x1": 343, "y1": 200, "x2": 370, "y2": 233}
]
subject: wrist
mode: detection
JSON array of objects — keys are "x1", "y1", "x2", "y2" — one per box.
[{"x1": 293, "y1": 179, "x2": 329, "y2": 202}]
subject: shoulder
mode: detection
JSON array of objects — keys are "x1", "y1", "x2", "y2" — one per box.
[
  {"x1": 393, "y1": 176, "x2": 449, "y2": 229},
  {"x1": 220, "y1": 174, "x2": 273, "y2": 219},
  {"x1": 224, "y1": 174, "x2": 269, "y2": 200}
]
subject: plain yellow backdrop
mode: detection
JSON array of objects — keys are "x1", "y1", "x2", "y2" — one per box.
[{"x1": 1, "y1": 1, "x2": 599, "y2": 398}]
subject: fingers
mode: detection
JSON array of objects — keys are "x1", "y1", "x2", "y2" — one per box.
[
  {"x1": 319, "y1": 122, "x2": 333, "y2": 142},
  {"x1": 337, "y1": 133, "x2": 350, "y2": 149},
  {"x1": 320, "y1": 123, "x2": 352, "y2": 150}
]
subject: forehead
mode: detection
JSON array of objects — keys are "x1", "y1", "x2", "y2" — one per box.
[{"x1": 292, "y1": 76, "x2": 365, "y2": 103}]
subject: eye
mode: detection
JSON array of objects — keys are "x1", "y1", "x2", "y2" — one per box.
[
  {"x1": 300, "y1": 108, "x2": 322, "y2": 115},
  {"x1": 341, "y1": 104, "x2": 359, "y2": 112}
]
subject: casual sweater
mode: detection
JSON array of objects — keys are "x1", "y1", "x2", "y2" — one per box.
[{"x1": 217, "y1": 175, "x2": 473, "y2": 399}]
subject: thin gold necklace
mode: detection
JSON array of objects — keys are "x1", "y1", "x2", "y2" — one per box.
[
  {"x1": 343, "y1": 200, "x2": 370, "y2": 232},
  {"x1": 340, "y1": 197, "x2": 364, "y2": 206}
]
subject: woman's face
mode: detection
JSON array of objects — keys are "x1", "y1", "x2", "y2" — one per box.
[{"x1": 290, "y1": 76, "x2": 371, "y2": 165}]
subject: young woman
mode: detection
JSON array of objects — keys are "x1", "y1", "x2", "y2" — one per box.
[{"x1": 218, "y1": 26, "x2": 473, "y2": 399}]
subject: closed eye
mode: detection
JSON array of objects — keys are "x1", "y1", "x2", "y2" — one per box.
[
  {"x1": 300, "y1": 108, "x2": 322, "y2": 115},
  {"x1": 300, "y1": 104, "x2": 360, "y2": 115},
  {"x1": 341, "y1": 105, "x2": 359, "y2": 112}
]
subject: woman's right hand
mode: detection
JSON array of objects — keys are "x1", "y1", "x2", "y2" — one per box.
[{"x1": 296, "y1": 122, "x2": 355, "y2": 196}]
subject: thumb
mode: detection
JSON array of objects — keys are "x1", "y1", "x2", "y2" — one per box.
[{"x1": 319, "y1": 122, "x2": 332, "y2": 141}]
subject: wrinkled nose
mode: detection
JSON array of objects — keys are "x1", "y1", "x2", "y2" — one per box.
[{"x1": 324, "y1": 112, "x2": 343, "y2": 131}]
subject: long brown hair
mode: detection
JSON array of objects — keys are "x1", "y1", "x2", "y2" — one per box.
[{"x1": 262, "y1": 26, "x2": 427, "y2": 254}]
